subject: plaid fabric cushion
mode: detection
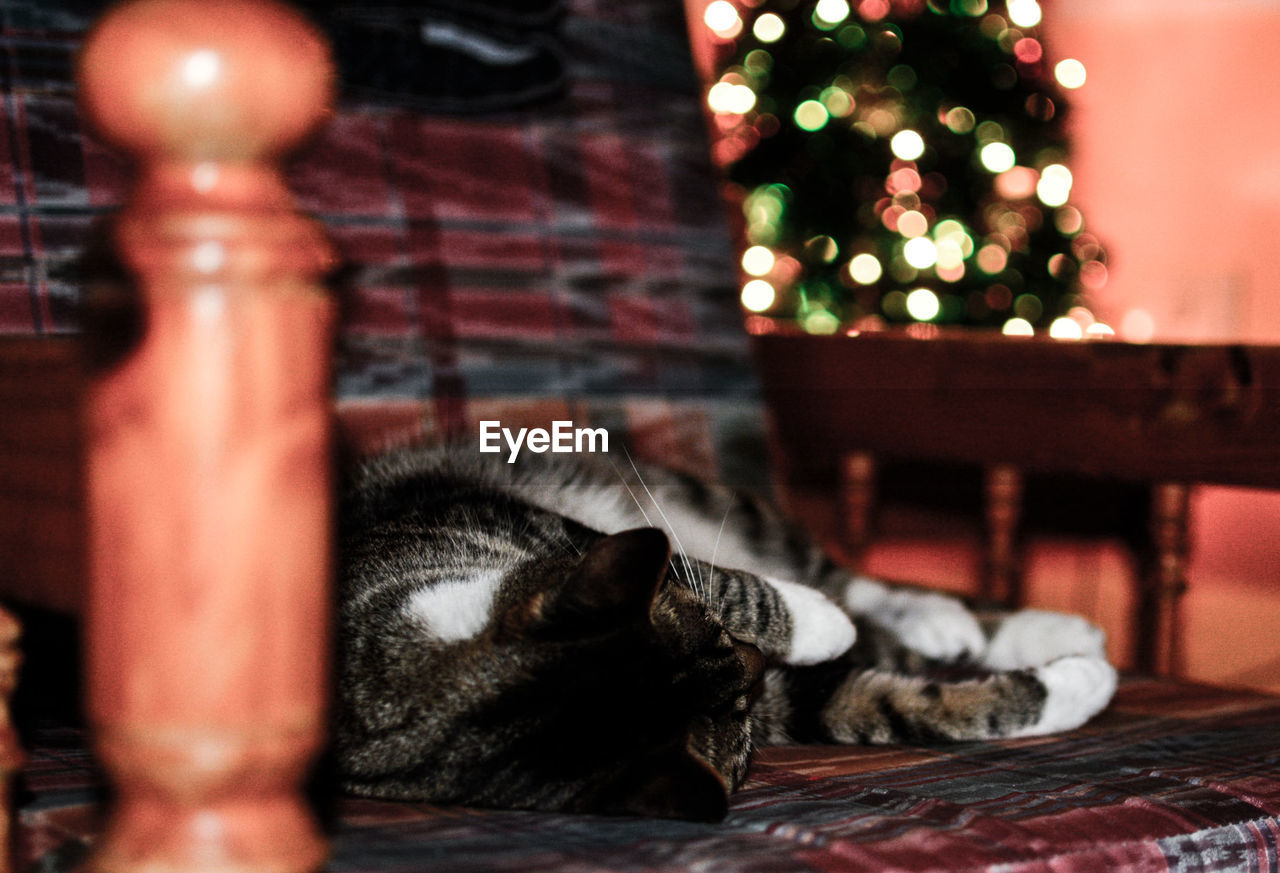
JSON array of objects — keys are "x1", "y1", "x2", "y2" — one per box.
[
  {"x1": 0, "y1": 0, "x2": 761, "y2": 477},
  {"x1": 18, "y1": 677, "x2": 1280, "y2": 873}
]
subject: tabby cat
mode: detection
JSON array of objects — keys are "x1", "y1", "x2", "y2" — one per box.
[{"x1": 335, "y1": 445, "x2": 1116, "y2": 821}]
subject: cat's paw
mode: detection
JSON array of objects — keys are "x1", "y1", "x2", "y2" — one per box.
[
  {"x1": 765, "y1": 577, "x2": 856, "y2": 666},
  {"x1": 845, "y1": 579, "x2": 986, "y2": 663},
  {"x1": 1013, "y1": 655, "x2": 1117, "y2": 737},
  {"x1": 982, "y1": 609, "x2": 1107, "y2": 670}
]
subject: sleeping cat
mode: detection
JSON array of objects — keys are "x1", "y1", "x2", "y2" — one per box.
[{"x1": 335, "y1": 445, "x2": 1117, "y2": 821}]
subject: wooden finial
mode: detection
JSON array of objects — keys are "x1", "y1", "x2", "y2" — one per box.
[
  {"x1": 77, "y1": 2, "x2": 336, "y2": 873},
  {"x1": 79, "y1": 0, "x2": 333, "y2": 165}
]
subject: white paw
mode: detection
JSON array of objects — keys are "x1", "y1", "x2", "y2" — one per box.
[
  {"x1": 765, "y1": 577, "x2": 856, "y2": 666},
  {"x1": 1014, "y1": 655, "x2": 1117, "y2": 737},
  {"x1": 983, "y1": 609, "x2": 1107, "y2": 670},
  {"x1": 845, "y1": 578, "x2": 985, "y2": 662}
]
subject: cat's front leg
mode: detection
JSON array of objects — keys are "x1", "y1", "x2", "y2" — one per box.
[{"x1": 694, "y1": 564, "x2": 855, "y2": 667}]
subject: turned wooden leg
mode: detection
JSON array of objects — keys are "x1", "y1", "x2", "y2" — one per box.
[
  {"x1": 0, "y1": 607, "x2": 19, "y2": 873},
  {"x1": 982, "y1": 464, "x2": 1024, "y2": 606},
  {"x1": 1138, "y1": 482, "x2": 1192, "y2": 676},
  {"x1": 839, "y1": 452, "x2": 877, "y2": 570},
  {"x1": 77, "y1": 3, "x2": 336, "y2": 873}
]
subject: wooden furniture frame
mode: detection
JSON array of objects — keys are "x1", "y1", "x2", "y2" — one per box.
[{"x1": 753, "y1": 329, "x2": 1280, "y2": 676}]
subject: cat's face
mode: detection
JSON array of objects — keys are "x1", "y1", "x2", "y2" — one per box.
[{"x1": 498, "y1": 527, "x2": 764, "y2": 821}]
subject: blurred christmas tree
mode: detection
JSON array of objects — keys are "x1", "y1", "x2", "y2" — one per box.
[{"x1": 704, "y1": 0, "x2": 1110, "y2": 336}]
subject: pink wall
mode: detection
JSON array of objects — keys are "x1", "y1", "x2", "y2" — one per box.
[
  {"x1": 1046, "y1": 0, "x2": 1280, "y2": 692},
  {"x1": 1047, "y1": 0, "x2": 1280, "y2": 343}
]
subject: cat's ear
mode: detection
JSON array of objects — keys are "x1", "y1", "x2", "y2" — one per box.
[
  {"x1": 560, "y1": 527, "x2": 671, "y2": 623},
  {"x1": 618, "y1": 749, "x2": 730, "y2": 822}
]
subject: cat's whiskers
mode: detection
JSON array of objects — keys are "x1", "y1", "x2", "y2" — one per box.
[
  {"x1": 704, "y1": 505, "x2": 731, "y2": 613},
  {"x1": 608, "y1": 455, "x2": 702, "y2": 599},
  {"x1": 622, "y1": 449, "x2": 707, "y2": 601}
]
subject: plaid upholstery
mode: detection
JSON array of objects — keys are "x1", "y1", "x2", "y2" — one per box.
[
  {"x1": 18, "y1": 677, "x2": 1280, "y2": 873},
  {"x1": 0, "y1": 0, "x2": 762, "y2": 476}
]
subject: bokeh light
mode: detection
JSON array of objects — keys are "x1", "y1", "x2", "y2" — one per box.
[
  {"x1": 708, "y1": 81, "x2": 757, "y2": 115},
  {"x1": 903, "y1": 236, "x2": 938, "y2": 268},
  {"x1": 1036, "y1": 163, "x2": 1072, "y2": 207},
  {"x1": 905, "y1": 287, "x2": 941, "y2": 320},
  {"x1": 976, "y1": 244, "x2": 1008, "y2": 274},
  {"x1": 1048, "y1": 316, "x2": 1083, "y2": 340},
  {"x1": 890, "y1": 129, "x2": 926, "y2": 160},
  {"x1": 814, "y1": 0, "x2": 852, "y2": 27},
  {"x1": 753, "y1": 12, "x2": 786, "y2": 42},
  {"x1": 741, "y1": 279, "x2": 776, "y2": 312},
  {"x1": 794, "y1": 99, "x2": 830, "y2": 131},
  {"x1": 704, "y1": 0, "x2": 743, "y2": 38},
  {"x1": 848, "y1": 253, "x2": 883, "y2": 284},
  {"x1": 741, "y1": 245, "x2": 776, "y2": 276},
  {"x1": 980, "y1": 142, "x2": 1016, "y2": 173},
  {"x1": 1006, "y1": 0, "x2": 1042, "y2": 28},
  {"x1": 803, "y1": 309, "x2": 841, "y2": 334},
  {"x1": 1121, "y1": 309, "x2": 1156, "y2": 342},
  {"x1": 1002, "y1": 317, "x2": 1035, "y2": 336},
  {"x1": 1054, "y1": 58, "x2": 1087, "y2": 89},
  {"x1": 897, "y1": 210, "x2": 929, "y2": 238}
]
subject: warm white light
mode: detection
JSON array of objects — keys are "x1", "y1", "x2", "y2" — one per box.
[
  {"x1": 1085, "y1": 322, "x2": 1116, "y2": 339},
  {"x1": 905, "y1": 287, "x2": 940, "y2": 321},
  {"x1": 935, "y1": 238, "x2": 965, "y2": 270},
  {"x1": 192, "y1": 240, "x2": 226, "y2": 274},
  {"x1": 1055, "y1": 58, "x2": 1087, "y2": 90},
  {"x1": 1002, "y1": 317, "x2": 1035, "y2": 336},
  {"x1": 741, "y1": 245, "x2": 776, "y2": 276},
  {"x1": 707, "y1": 81, "x2": 757, "y2": 115},
  {"x1": 182, "y1": 50, "x2": 222, "y2": 89},
  {"x1": 814, "y1": 0, "x2": 851, "y2": 26},
  {"x1": 741, "y1": 279, "x2": 776, "y2": 312},
  {"x1": 753, "y1": 12, "x2": 786, "y2": 42},
  {"x1": 1037, "y1": 163, "x2": 1073, "y2": 207},
  {"x1": 980, "y1": 142, "x2": 1016, "y2": 173},
  {"x1": 890, "y1": 129, "x2": 926, "y2": 161},
  {"x1": 1048, "y1": 317, "x2": 1084, "y2": 340},
  {"x1": 848, "y1": 253, "x2": 883, "y2": 284},
  {"x1": 903, "y1": 237, "x2": 938, "y2": 269},
  {"x1": 1007, "y1": 0, "x2": 1042, "y2": 28},
  {"x1": 704, "y1": 0, "x2": 742, "y2": 37}
]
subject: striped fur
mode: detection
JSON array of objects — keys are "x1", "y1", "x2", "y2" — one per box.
[{"x1": 335, "y1": 445, "x2": 1116, "y2": 820}]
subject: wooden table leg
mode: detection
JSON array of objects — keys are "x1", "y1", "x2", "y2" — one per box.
[
  {"x1": 840, "y1": 452, "x2": 877, "y2": 570},
  {"x1": 983, "y1": 464, "x2": 1024, "y2": 606},
  {"x1": 1139, "y1": 482, "x2": 1192, "y2": 676},
  {"x1": 0, "y1": 607, "x2": 20, "y2": 873}
]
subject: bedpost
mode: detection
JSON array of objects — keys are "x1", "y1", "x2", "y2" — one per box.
[{"x1": 77, "y1": 2, "x2": 336, "y2": 872}]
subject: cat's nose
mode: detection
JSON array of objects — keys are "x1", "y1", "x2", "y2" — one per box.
[{"x1": 733, "y1": 640, "x2": 766, "y2": 689}]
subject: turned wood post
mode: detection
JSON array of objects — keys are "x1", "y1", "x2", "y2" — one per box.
[
  {"x1": 982, "y1": 464, "x2": 1024, "y2": 606},
  {"x1": 1139, "y1": 482, "x2": 1192, "y2": 676},
  {"x1": 0, "y1": 608, "x2": 19, "y2": 873},
  {"x1": 77, "y1": 2, "x2": 336, "y2": 872}
]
